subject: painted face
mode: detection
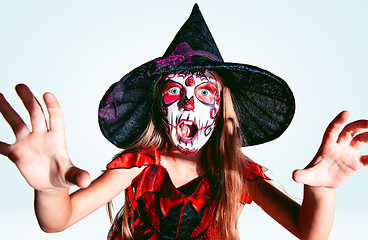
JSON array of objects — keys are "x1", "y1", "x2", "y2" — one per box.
[{"x1": 160, "y1": 69, "x2": 221, "y2": 155}]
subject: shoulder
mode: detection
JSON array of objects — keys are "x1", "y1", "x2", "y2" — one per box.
[
  {"x1": 240, "y1": 154, "x2": 270, "y2": 181},
  {"x1": 237, "y1": 152, "x2": 271, "y2": 204},
  {"x1": 107, "y1": 149, "x2": 158, "y2": 170}
]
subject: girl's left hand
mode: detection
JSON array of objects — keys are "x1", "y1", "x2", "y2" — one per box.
[{"x1": 293, "y1": 111, "x2": 368, "y2": 188}]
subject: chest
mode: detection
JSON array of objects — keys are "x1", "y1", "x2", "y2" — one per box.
[{"x1": 128, "y1": 165, "x2": 214, "y2": 239}]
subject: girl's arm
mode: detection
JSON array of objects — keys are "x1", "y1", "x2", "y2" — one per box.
[
  {"x1": 35, "y1": 167, "x2": 143, "y2": 232},
  {"x1": 249, "y1": 111, "x2": 368, "y2": 240},
  {"x1": 249, "y1": 179, "x2": 335, "y2": 240},
  {"x1": 0, "y1": 84, "x2": 141, "y2": 232}
]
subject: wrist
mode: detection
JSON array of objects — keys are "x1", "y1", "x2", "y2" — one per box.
[
  {"x1": 304, "y1": 185, "x2": 335, "y2": 201},
  {"x1": 35, "y1": 187, "x2": 69, "y2": 197}
]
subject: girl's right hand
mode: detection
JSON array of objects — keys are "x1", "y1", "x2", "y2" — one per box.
[{"x1": 0, "y1": 84, "x2": 90, "y2": 191}]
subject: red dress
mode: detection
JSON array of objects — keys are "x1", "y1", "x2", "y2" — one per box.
[{"x1": 107, "y1": 149, "x2": 268, "y2": 240}]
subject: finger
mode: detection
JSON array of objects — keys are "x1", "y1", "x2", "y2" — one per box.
[
  {"x1": 338, "y1": 119, "x2": 368, "y2": 145},
  {"x1": 43, "y1": 92, "x2": 65, "y2": 134},
  {"x1": 0, "y1": 141, "x2": 11, "y2": 157},
  {"x1": 15, "y1": 84, "x2": 48, "y2": 132},
  {"x1": 292, "y1": 168, "x2": 314, "y2": 185},
  {"x1": 323, "y1": 111, "x2": 350, "y2": 144},
  {"x1": 65, "y1": 166, "x2": 91, "y2": 188},
  {"x1": 350, "y1": 131, "x2": 368, "y2": 151},
  {"x1": 360, "y1": 155, "x2": 368, "y2": 166},
  {"x1": 292, "y1": 161, "x2": 325, "y2": 186},
  {"x1": 0, "y1": 93, "x2": 30, "y2": 139}
]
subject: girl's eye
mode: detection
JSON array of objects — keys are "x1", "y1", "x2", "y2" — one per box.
[
  {"x1": 200, "y1": 89, "x2": 210, "y2": 96},
  {"x1": 168, "y1": 87, "x2": 180, "y2": 95}
]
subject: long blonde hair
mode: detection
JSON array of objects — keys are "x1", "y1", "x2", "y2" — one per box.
[{"x1": 108, "y1": 70, "x2": 247, "y2": 240}]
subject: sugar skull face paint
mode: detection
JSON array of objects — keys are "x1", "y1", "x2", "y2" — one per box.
[{"x1": 161, "y1": 69, "x2": 221, "y2": 155}]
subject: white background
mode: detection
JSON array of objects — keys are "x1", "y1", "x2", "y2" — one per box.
[{"x1": 0, "y1": 1, "x2": 367, "y2": 239}]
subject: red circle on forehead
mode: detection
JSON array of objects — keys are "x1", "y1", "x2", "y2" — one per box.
[{"x1": 185, "y1": 76, "x2": 195, "y2": 87}]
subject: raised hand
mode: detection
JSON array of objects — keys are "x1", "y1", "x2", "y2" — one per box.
[
  {"x1": 293, "y1": 111, "x2": 368, "y2": 188},
  {"x1": 0, "y1": 84, "x2": 90, "y2": 191}
]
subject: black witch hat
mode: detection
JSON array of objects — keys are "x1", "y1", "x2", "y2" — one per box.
[{"x1": 98, "y1": 4, "x2": 295, "y2": 148}]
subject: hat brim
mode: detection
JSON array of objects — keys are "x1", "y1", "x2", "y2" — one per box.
[{"x1": 98, "y1": 59, "x2": 295, "y2": 148}]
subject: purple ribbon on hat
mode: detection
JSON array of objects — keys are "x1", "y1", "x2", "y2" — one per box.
[
  {"x1": 99, "y1": 83, "x2": 124, "y2": 122},
  {"x1": 149, "y1": 42, "x2": 221, "y2": 75}
]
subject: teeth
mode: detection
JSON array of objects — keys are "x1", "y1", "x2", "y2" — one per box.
[{"x1": 182, "y1": 121, "x2": 192, "y2": 125}]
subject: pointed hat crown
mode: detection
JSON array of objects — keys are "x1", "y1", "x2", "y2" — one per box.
[{"x1": 163, "y1": 4, "x2": 223, "y2": 62}]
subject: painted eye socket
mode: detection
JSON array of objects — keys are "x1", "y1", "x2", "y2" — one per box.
[
  {"x1": 162, "y1": 81, "x2": 183, "y2": 106},
  {"x1": 195, "y1": 83, "x2": 218, "y2": 106}
]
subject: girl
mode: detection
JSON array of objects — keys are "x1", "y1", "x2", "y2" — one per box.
[{"x1": 0, "y1": 4, "x2": 367, "y2": 240}]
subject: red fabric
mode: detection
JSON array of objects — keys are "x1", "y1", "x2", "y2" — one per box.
[
  {"x1": 107, "y1": 149, "x2": 158, "y2": 169},
  {"x1": 240, "y1": 160, "x2": 270, "y2": 203},
  {"x1": 107, "y1": 149, "x2": 268, "y2": 239}
]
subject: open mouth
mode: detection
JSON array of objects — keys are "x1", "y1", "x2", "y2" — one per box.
[{"x1": 177, "y1": 120, "x2": 198, "y2": 142}]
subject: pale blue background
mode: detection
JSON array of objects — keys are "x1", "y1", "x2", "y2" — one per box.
[{"x1": 0, "y1": 1, "x2": 367, "y2": 239}]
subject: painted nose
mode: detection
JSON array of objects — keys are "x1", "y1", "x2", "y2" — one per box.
[{"x1": 183, "y1": 96, "x2": 194, "y2": 111}]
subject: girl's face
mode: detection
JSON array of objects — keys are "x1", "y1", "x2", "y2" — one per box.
[{"x1": 160, "y1": 69, "x2": 221, "y2": 155}]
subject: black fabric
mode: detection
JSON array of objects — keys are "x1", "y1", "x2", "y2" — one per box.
[
  {"x1": 177, "y1": 176, "x2": 204, "y2": 196},
  {"x1": 157, "y1": 202, "x2": 203, "y2": 239},
  {"x1": 98, "y1": 4, "x2": 295, "y2": 148}
]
